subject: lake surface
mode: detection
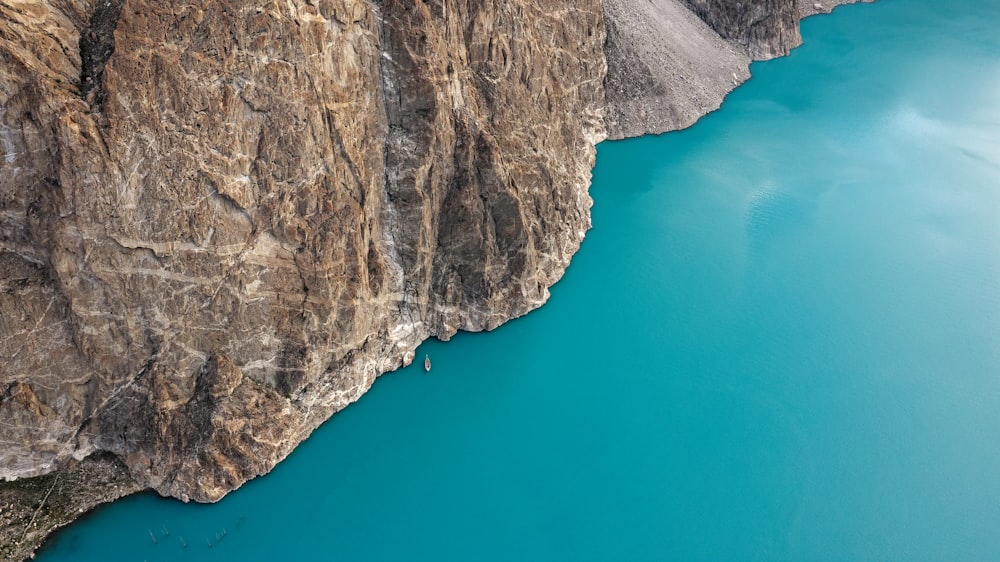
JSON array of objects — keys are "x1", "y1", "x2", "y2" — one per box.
[{"x1": 38, "y1": 0, "x2": 1000, "y2": 560}]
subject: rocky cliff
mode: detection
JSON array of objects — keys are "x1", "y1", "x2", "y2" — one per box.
[{"x1": 1, "y1": 0, "x2": 869, "y2": 558}]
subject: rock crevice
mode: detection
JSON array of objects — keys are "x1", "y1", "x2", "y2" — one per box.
[{"x1": 78, "y1": 0, "x2": 124, "y2": 106}]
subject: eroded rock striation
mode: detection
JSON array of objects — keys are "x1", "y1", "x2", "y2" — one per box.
[{"x1": 1, "y1": 0, "x2": 870, "y2": 558}]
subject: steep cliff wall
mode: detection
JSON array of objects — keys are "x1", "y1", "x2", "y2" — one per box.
[
  {"x1": 1, "y1": 0, "x2": 868, "y2": 558},
  {"x1": 2, "y1": 0, "x2": 606, "y2": 557},
  {"x1": 2, "y1": 0, "x2": 606, "y2": 486}
]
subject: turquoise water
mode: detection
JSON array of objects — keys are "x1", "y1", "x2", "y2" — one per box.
[{"x1": 38, "y1": 1, "x2": 1000, "y2": 560}]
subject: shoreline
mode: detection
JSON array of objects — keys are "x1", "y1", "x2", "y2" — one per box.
[{"x1": 0, "y1": 1, "x2": 876, "y2": 560}]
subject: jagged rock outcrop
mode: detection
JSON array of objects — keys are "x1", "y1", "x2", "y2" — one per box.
[{"x1": 1, "y1": 0, "x2": 870, "y2": 558}]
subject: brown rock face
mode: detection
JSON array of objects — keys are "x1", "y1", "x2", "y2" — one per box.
[
  {"x1": 380, "y1": 0, "x2": 606, "y2": 338},
  {"x1": 1, "y1": 0, "x2": 605, "y2": 505}
]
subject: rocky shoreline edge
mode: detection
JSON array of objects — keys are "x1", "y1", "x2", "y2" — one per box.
[{"x1": 1, "y1": 1, "x2": 870, "y2": 559}]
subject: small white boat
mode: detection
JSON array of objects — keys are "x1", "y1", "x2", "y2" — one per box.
[{"x1": 424, "y1": 354, "x2": 431, "y2": 372}]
